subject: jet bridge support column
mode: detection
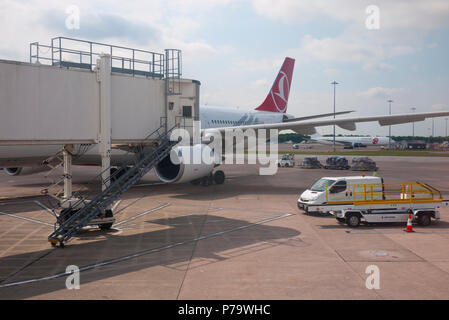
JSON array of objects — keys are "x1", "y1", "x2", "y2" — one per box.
[
  {"x1": 63, "y1": 144, "x2": 74, "y2": 199},
  {"x1": 97, "y1": 55, "x2": 112, "y2": 191}
]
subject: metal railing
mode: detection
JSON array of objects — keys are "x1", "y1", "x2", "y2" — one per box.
[
  {"x1": 30, "y1": 37, "x2": 165, "y2": 78},
  {"x1": 47, "y1": 123, "x2": 180, "y2": 245},
  {"x1": 325, "y1": 182, "x2": 443, "y2": 204},
  {"x1": 165, "y1": 49, "x2": 182, "y2": 95}
]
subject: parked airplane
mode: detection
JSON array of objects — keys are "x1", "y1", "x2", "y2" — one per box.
[
  {"x1": 309, "y1": 134, "x2": 390, "y2": 147},
  {"x1": 2, "y1": 57, "x2": 449, "y2": 185}
]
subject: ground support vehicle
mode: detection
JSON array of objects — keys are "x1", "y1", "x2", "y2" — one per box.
[{"x1": 301, "y1": 180, "x2": 448, "y2": 227}]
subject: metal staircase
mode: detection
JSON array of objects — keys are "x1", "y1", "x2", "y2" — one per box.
[{"x1": 48, "y1": 125, "x2": 178, "y2": 247}]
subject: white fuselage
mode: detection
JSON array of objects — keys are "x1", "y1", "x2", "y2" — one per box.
[
  {"x1": 313, "y1": 136, "x2": 390, "y2": 146},
  {"x1": 200, "y1": 105, "x2": 288, "y2": 129}
]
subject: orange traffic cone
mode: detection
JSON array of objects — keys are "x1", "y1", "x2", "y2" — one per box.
[{"x1": 404, "y1": 213, "x2": 414, "y2": 232}]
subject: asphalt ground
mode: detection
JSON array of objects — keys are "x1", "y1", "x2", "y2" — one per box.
[{"x1": 0, "y1": 153, "x2": 448, "y2": 299}]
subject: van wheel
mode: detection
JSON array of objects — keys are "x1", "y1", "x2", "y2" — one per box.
[
  {"x1": 417, "y1": 214, "x2": 431, "y2": 226},
  {"x1": 346, "y1": 214, "x2": 360, "y2": 227}
]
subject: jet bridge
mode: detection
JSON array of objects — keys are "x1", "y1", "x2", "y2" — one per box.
[
  {"x1": 0, "y1": 37, "x2": 199, "y2": 145},
  {"x1": 0, "y1": 36, "x2": 200, "y2": 191},
  {"x1": 0, "y1": 38, "x2": 201, "y2": 245}
]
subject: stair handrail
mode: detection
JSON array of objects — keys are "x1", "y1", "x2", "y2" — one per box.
[{"x1": 54, "y1": 123, "x2": 179, "y2": 214}]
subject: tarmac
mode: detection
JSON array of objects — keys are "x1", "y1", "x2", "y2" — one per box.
[{"x1": 0, "y1": 150, "x2": 449, "y2": 299}]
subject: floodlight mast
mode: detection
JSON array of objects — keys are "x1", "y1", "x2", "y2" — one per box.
[
  {"x1": 387, "y1": 99, "x2": 393, "y2": 149},
  {"x1": 331, "y1": 81, "x2": 338, "y2": 152}
]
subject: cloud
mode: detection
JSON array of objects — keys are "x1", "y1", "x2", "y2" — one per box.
[
  {"x1": 292, "y1": 34, "x2": 416, "y2": 71},
  {"x1": 0, "y1": 0, "x2": 227, "y2": 63},
  {"x1": 233, "y1": 57, "x2": 284, "y2": 73},
  {"x1": 250, "y1": 78, "x2": 270, "y2": 88},
  {"x1": 252, "y1": 0, "x2": 447, "y2": 73},
  {"x1": 431, "y1": 103, "x2": 447, "y2": 111},
  {"x1": 358, "y1": 87, "x2": 405, "y2": 99},
  {"x1": 251, "y1": 0, "x2": 449, "y2": 30},
  {"x1": 43, "y1": 10, "x2": 161, "y2": 45}
]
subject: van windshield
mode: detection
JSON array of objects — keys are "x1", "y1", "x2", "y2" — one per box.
[{"x1": 310, "y1": 178, "x2": 336, "y2": 192}]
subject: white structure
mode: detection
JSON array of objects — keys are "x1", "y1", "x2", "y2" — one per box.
[
  {"x1": 0, "y1": 60, "x2": 198, "y2": 145},
  {"x1": 0, "y1": 38, "x2": 200, "y2": 196}
]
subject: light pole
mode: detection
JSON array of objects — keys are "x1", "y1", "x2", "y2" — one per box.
[
  {"x1": 387, "y1": 99, "x2": 393, "y2": 149},
  {"x1": 331, "y1": 81, "x2": 338, "y2": 152},
  {"x1": 444, "y1": 118, "x2": 448, "y2": 138},
  {"x1": 411, "y1": 107, "x2": 416, "y2": 138},
  {"x1": 432, "y1": 118, "x2": 435, "y2": 140}
]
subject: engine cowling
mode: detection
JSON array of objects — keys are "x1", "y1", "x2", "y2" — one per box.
[
  {"x1": 155, "y1": 144, "x2": 215, "y2": 183},
  {"x1": 3, "y1": 167, "x2": 22, "y2": 176}
]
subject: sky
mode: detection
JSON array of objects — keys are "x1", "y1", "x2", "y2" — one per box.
[{"x1": 1, "y1": 0, "x2": 449, "y2": 136}]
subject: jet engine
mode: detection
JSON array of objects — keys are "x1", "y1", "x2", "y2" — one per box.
[
  {"x1": 155, "y1": 144, "x2": 216, "y2": 184},
  {"x1": 2, "y1": 167, "x2": 22, "y2": 176}
]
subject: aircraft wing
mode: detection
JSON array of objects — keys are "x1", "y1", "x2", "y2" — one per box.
[
  {"x1": 283, "y1": 110, "x2": 354, "y2": 122},
  {"x1": 202, "y1": 110, "x2": 449, "y2": 136}
]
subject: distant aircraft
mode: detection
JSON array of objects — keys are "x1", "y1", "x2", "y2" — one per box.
[{"x1": 309, "y1": 134, "x2": 390, "y2": 148}]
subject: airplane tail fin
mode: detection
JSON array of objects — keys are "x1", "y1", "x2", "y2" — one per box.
[{"x1": 255, "y1": 57, "x2": 295, "y2": 113}]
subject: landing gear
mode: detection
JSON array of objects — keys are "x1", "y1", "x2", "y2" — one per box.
[
  {"x1": 99, "y1": 209, "x2": 114, "y2": 230},
  {"x1": 190, "y1": 170, "x2": 226, "y2": 186},
  {"x1": 201, "y1": 175, "x2": 213, "y2": 186},
  {"x1": 213, "y1": 170, "x2": 225, "y2": 184},
  {"x1": 110, "y1": 167, "x2": 128, "y2": 182}
]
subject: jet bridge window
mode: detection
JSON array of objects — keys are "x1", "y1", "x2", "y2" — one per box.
[
  {"x1": 182, "y1": 105, "x2": 192, "y2": 118},
  {"x1": 329, "y1": 181, "x2": 347, "y2": 194}
]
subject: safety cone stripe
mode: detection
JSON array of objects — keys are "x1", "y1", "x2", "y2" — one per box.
[{"x1": 404, "y1": 213, "x2": 414, "y2": 232}]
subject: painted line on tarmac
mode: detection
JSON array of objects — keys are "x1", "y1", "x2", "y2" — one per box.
[
  {"x1": 114, "y1": 207, "x2": 225, "y2": 229},
  {"x1": 111, "y1": 200, "x2": 122, "y2": 212},
  {"x1": 34, "y1": 201, "x2": 56, "y2": 216},
  {"x1": 114, "y1": 203, "x2": 171, "y2": 227},
  {"x1": 132, "y1": 182, "x2": 166, "y2": 187},
  {"x1": 0, "y1": 213, "x2": 293, "y2": 288},
  {"x1": 0, "y1": 211, "x2": 53, "y2": 227}
]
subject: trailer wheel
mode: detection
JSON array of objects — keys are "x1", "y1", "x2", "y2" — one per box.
[
  {"x1": 100, "y1": 223, "x2": 113, "y2": 230},
  {"x1": 99, "y1": 209, "x2": 114, "y2": 230},
  {"x1": 346, "y1": 214, "x2": 360, "y2": 227},
  {"x1": 417, "y1": 214, "x2": 431, "y2": 226}
]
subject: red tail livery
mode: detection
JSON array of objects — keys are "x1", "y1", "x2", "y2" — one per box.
[{"x1": 255, "y1": 57, "x2": 295, "y2": 113}]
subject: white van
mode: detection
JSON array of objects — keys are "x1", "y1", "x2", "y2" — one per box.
[{"x1": 298, "y1": 176, "x2": 383, "y2": 212}]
